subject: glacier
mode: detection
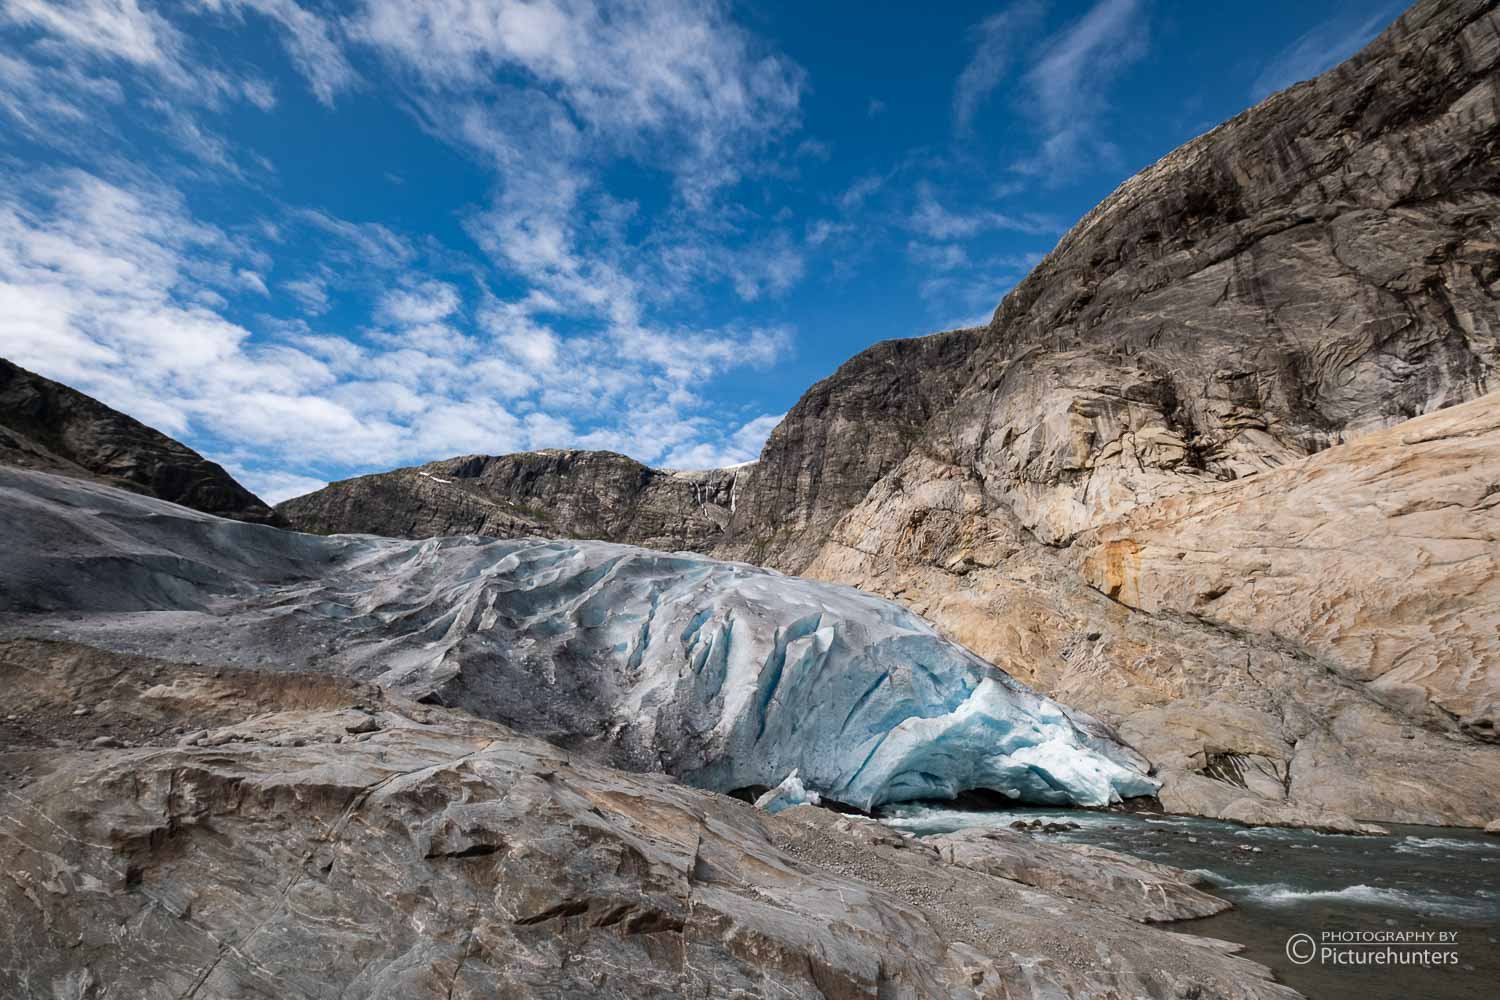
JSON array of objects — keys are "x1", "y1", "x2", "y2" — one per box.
[{"x1": 0, "y1": 467, "x2": 1158, "y2": 810}]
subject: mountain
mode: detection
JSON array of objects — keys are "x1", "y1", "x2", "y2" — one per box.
[
  {"x1": 277, "y1": 449, "x2": 747, "y2": 551},
  {"x1": 0, "y1": 357, "x2": 275, "y2": 523},
  {"x1": 275, "y1": 0, "x2": 1500, "y2": 827},
  {"x1": 798, "y1": 0, "x2": 1500, "y2": 829}
]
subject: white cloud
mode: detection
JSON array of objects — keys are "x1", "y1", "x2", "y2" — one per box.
[
  {"x1": 204, "y1": 0, "x2": 359, "y2": 105},
  {"x1": 1250, "y1": 3, "x2": 1403, "y2": 101},
  {"x1": 0, "y1": 170, "x2": 796, "y2": 496},
  {"x1": 1013, "y1": 0, "x2": 1148, "y2": 177},
  {"x1": 838, "y1": 173, "x2": 886, "y2": 213},
  {"x1": 353, "y1": 0, "x2": 801, "y2": 179},
  {"x1": 953, "y1": 0, "x2": 1044, "y2": 134},
  {"x1": 296, "y1": 209, "x2": 415, "y2": 270},
  {"x1": 234, "y1": 467, "x2": 326, "y2": 504},
  {"x1": 908, "y1": 181, "x2": 1056, "y2": 240},
  {"x1": 907, "y1": 242, "x2": 969, "y2": 272},
  {"x1": 283, "y1": 275, "x2": 330, "y2": 314},
  {"x1": 2, "y1": 0, "x2": 180, "y2": 68},
  {"x1": 377, "y1": 279, "x2": 460, "y2": 326},
  {"x1": 950, "y1": 0, "x2": 1150, "y2": 181},
  {"x1": 664, "y1": 411, "x2": 782, "y2": 470}
]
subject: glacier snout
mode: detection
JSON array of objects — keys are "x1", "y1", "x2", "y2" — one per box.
[{"x1": 0, "y1": 467, "x2": 1159, "y2": 811}]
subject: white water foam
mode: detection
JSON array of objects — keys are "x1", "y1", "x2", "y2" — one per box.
[{"x1": 1234, "y1": 882, "x2": 1497, "y2": 919}]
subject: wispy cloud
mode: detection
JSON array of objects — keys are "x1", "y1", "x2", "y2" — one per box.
[
  {"x1": 1250, "y1": 2, "x2": 1403, "y2": 102},
  {"x1": 203, "y1": 0, "x2": 359, "y2": 105},
  {"x1": 664, "y1": 411, "x2": 784, "y2": 470},
  {"x1": 0, "y1": 169, "x2": 793, "y2": 494},
  {"x1": 1013, "y1": 0, "x2": 1149, "y2": 178},
  {"x1": 2, "y1": 0, "x2": 182, "y2": 69},
  {"x1": 952, "y1": 0, "x2": 1044, "y2": 134},
  {"x1": 950, "y1": 0, "x2": 1150, "y2": 181},
  {"x1": 908, "y1": 181, "x2": 1056, "y2": 240}
]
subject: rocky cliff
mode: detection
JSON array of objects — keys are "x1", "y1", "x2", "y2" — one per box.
[
  {"x1": 713, "y1": 327, "x2": 984, "y2": 568},
  {"x1": 0, "y1": 357, "x2": 275, "y2": 523},
  {"x1": 278, "y1": 449, "x2": 747, "y2": 552},
  {"x1": 803, "y1": 0, "x2": 1500, "y2": 827}
]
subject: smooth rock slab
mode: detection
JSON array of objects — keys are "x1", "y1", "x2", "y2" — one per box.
[{"x1": 0, "y1": 640, "x2": 1297, "y2": 1000}]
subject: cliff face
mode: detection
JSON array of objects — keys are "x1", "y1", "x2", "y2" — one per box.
[
  {"x1": 801, "y1": 0, "x2": 1500, "y2": 827},
  {"x1": 934, "y1": 0, "x2": 1499, "y2": 548},
  {"x1": 276, "y1": 329, "x2": 982, "y2": 561},
  {"x1": 0, "y1": 358, "x2": 275, "y2": 523},
  {"x1": 712, "y1": 327, "x2": 984, "y2": 569},
  {"x1": 277, "y1": 449, "x2": 747, "y2": 551}
]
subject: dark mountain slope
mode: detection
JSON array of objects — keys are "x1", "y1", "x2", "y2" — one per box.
[{"x1": 0, "y1": 357, "x2": 274, "y2": 523}]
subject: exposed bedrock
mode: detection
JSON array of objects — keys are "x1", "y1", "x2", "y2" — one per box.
[
  {"x1": 277, "y1": 449, "x2": 748, "y2": 553},
  {"x1": 0, "y1": 467, "x2": 1155, "y2": 812},
  {"x1": 0, "y1": 639, "x2": 1292, "y2": 1000},
  {"x1": 804, "y1": 399, "x2": 1500, "y2": 828}
]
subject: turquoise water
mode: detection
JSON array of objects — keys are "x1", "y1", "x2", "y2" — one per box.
[{"x1": 878, "y1": 804, "x2": 1500, "y2": 1000}]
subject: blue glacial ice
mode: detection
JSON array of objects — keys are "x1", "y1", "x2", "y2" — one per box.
[
  {"x1": 0, "y1": 466, "x2": 1159, "y2": 810},
  {"x1": 754, "y1": 769, "x2": 821, "y2": 814}
]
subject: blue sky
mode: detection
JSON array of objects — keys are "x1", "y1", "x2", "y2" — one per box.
[{"x1": 0, "y1": 0, "x2": 1406, "y2": 502}]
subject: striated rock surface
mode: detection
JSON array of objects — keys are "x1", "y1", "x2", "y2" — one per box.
[
  {"x1": 1077, "y1": 392, "x2": 1500, "y2": 742},
  {"x1": 278, "y1": 449, "x2": 748, "y2": 552},
  {"x1": 712, "y1": 327, "x2": 983, "y2": 569},
  {"x1": 0, "y1": 466, "x2": 1156, "y2": 812},
  {"x1": 937, "y1": 0, "x2": 1500, "y2": 549},
  {"x1": 0, "y1": 357, "x2": 274, "y2": 522},
  {"x1": 796, "y1": 0, "x2": 1500, "y2": 828},
  {"x1": 0, "y1": 638, "x2": 1297, "y2": 1000}
]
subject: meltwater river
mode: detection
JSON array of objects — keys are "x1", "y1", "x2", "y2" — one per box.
[{"x1": 877, "y1": 804, "x2": 1500, "y2": 1000}]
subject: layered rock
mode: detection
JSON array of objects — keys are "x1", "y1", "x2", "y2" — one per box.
[
  {"x1": 0, "y1": 357, "x2": 275, "y2": 522},
  {"x1": 0, "y1": 638, "x2": 1296, "y2": 1000},
  {"x1": 0, "y1": 466, "x2": 1156, "y2": 811},
  {"x1": 932, "y1": 0, "x2": 1499, "y2": 548},
  {"x1": 712, "y1": 327, "x2": 983, "y2": 569},
  {"x1": 278, "y1": 449, "x2": 747, "y2": 552},
  {"x1": 1077, "y1": 391, "x2": 1500, "y2": 741},
  {"x1": 801, "y1": 0, "x2": 1500, "y2": 828}
]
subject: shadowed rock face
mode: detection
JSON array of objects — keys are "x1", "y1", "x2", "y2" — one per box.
[
  {"x1": 274, "y1": 327, "x2": 981, "y2": 563},
  {"x1": 0, "y1": 358, "x2": 275, "y2": 523},
  {"x1": 712, "y1": 327, "x2": 984, "y2": 569},
  {"x1": 935, "y1": 0, "x2": 1499, "y2": 549},
  {"x1": 277, "y1": 449, "x2": 748, "y2": 552},
  {"x1": 0, "y1": 639, "x2": 1292, "y2": 1000}
]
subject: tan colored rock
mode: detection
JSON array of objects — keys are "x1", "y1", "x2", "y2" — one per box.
[
  {"x1": 804, "y1": 432, "x2": 1500, "y2": 828},
  {"x1": 1078, "y1": 392, "x2": 1500, "y2": 741}
]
